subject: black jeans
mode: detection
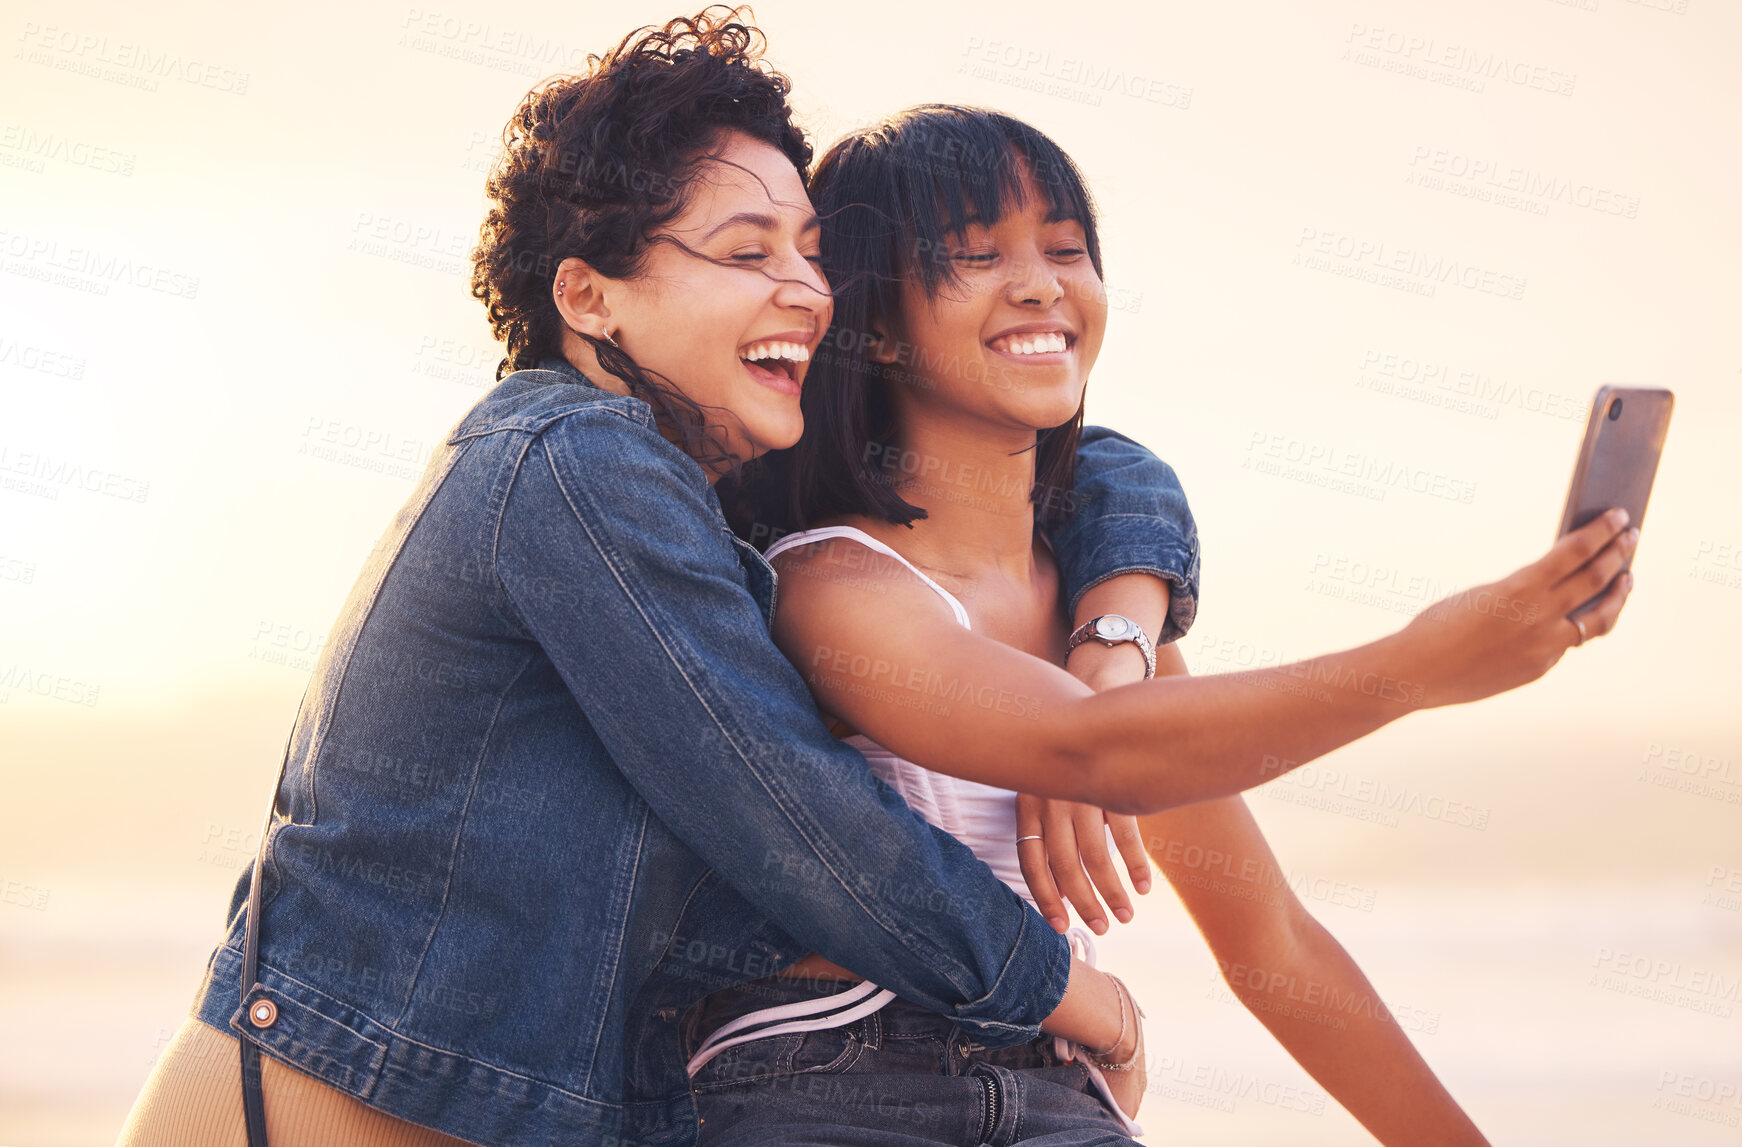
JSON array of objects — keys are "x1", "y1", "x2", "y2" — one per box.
[{"x1": 685, "y1": 976, "x2": 1141, "y2": 1146}]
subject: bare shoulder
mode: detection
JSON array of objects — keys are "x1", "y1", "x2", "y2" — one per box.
[{"x1": 769, "y1": 519, "x2": 956, "y2": 634}]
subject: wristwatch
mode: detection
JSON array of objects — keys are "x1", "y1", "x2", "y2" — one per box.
[{"x1": 1067, "y1": 614, "x2": 1156, "y2": 679}]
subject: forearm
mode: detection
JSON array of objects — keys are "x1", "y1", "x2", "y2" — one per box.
[
  {"x1": 506, "y1": 422, "x2": 1071, "y2": 1043},
  {"x1": 1035, "y1": 572, "x2": 1166, "y2": 1051},
  {"x1": 1217, "y1": 920, "x2": 1487, "y2": 1146},
  {"x1": 782, "y1": 544, "x2": 1428, "y2": 816},
  {"x1": 1039, "y1": 956, "x2": 1133, "y2": 1051},
  {"x1": 1061, "y1": 628, "x2": 1425, "y2": 814}
]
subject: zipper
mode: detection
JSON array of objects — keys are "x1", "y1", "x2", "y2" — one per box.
[{"x1": 977, "y1": 1069, "x2": 1002, "y2": 1143}]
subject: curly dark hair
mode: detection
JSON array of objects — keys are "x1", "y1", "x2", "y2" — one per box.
[{"x1": 469, "y1": 6, "x2": 812, "y2": 460}]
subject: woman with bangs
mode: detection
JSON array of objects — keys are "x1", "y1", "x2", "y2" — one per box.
[{"x1": 700, "y1": 105, "x2": 1637, "y2": 1145}]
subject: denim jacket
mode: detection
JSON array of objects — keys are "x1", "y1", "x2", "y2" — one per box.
[{"x1": 190, "y1": 357, "x2": 1199, "y2": 1146}]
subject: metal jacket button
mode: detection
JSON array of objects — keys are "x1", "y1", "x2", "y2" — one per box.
[{"x1": 249, "y1": 999, "x2": 278, "y2": 1028}]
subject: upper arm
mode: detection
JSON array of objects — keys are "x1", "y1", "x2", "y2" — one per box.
[{"x1": 770, "y1": 537, "x2": 1100, "y2": 801}]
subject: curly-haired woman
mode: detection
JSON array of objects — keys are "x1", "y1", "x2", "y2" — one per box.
[{"x1": 115, "y1": 11, "x2": 1206, "y2": 1146}]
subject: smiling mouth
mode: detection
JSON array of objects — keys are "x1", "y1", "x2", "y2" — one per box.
[
  {"x1": 987, "y1": 331, "x2": 1074, "y2": 357},
  {"x1": 740, "y1": 339, "x2": 810, "y2": 383}
]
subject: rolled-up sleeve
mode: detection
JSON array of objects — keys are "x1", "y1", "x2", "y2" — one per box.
[
  {"x1": 492, "y1": 409, "x2": 1070, "y2": 1045},
  {"x1": 1054, "y1": 424, "x2": 1201, "y2": 644}
]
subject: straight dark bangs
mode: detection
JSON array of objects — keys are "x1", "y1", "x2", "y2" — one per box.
[{"x1": 883, "y1": 106, "x2": 1103, "y2": 298}]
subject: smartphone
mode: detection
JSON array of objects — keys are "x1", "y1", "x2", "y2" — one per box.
[{"x1": 1557, "y1": 385, "x2": 1674, "y2": 613}]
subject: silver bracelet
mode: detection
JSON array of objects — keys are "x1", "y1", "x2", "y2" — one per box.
[{"x1": 1086, "y1": 975, "x2": 1144, "y2": 1070}]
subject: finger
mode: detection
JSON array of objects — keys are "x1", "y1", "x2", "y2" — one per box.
[
  {"x1": 1571, "y1": 567, "x2": 1634, "y2": 643},
  {"x1": 1016, "y1": 796, "x2": 1069, "y2": 932},
  {"x1": 1552, "y1": 528, "x2": 1639, "y2": 616},
  {"x1": 1538, "y1": 508, "x2": 1630, "y2": 584},
  {"x1": 1108, "y1": 814, "x2": 1152, "y2": 896},
  {"x1": 1073, "y1": 808, "x2": 1135, "y2": 925},
  {"x1": 1044, "y1": 804, "x2": 1109, "y2": 934}
]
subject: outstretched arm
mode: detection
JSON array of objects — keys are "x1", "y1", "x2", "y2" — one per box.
[{"x1": 773, "y1": 509, "x2": 1636, "y2": 814}]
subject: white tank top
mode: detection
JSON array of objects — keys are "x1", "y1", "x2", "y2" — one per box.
[
  {"x1": 762, "y1": 525, "x2": 1038, "y2": 910},
  {"x1": 687, "y1": 525, "x2": 1143, "y2": 1137}
]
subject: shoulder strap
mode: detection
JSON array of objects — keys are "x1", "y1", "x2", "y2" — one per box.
[{"x1": 765, "y1": 526, "x2": 972, "y2": 629}]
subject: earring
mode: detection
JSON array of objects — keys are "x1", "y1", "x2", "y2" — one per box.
[
  {"x1": 556, "y1": 281, "x2": 565, "y2": 295},
  {"x1": 602, "y1": 327, "x2": 619, "y2": 348}
]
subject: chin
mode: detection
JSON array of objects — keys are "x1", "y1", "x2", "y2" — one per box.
[{"x1": 748, "y1": 412, "x2": 805, "y2": 455}]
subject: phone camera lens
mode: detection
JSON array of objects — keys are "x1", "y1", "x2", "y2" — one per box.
[{"x1": 1607, "y1": 398, "x2": 1623, "y2": 421}]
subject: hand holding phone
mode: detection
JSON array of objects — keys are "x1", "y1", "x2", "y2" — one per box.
[{"x1": 1557, "y1": 386, "x2": 1673, "y2": 614}]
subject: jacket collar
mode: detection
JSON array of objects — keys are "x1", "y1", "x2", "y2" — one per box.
[{"x1": 447, "y1": 355, "x2": 655, "y2": 442}]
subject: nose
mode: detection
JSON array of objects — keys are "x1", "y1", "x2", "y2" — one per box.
[
  {"x1": 772, "y1": 251, "x2": 832, "y2": 315},
  {"x1": 1006, "y1": 250, "x2": 1063, "y2": 308}
]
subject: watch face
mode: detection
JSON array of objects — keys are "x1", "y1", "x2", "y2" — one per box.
[{"x1": 1094, "y1": 615, "x2": 1131, "y2": 640}]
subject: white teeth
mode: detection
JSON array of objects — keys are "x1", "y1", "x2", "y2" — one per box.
[
  {"x1": 997, "y1": 332, "x2": 1068, "y2": 356},
  {"x1": 742, "y1": 341, "x2": 811, "y2": 363}
]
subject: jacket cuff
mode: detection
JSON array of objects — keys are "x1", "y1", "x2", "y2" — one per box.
[
  {"x1": 1062, "y1": 514, "x2": 1200, "y2": 645},
  {"x1": 944, "y1": 906, "x2": 1073, "y2": 1047}
]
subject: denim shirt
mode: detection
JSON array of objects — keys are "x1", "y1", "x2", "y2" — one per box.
[{"x1": 190, "y1": 357, "x2": 1200, "y2": 1146}]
